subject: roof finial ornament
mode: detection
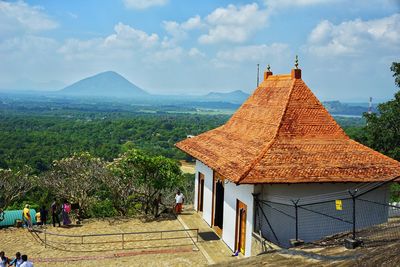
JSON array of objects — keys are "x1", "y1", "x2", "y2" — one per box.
[
  {"x1": 267, "y1": 64, "x2": 271, "y2": 72},
  {"x1": 294, "y1": 55, "x2": 299, "y2": 69}
]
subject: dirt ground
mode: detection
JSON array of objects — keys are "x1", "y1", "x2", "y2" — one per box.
[
  {"x1": 179, "y1": 160, "x2": 195, "y2": 174},
  {"x1": 1, "y1": 215, "x2": 206, "y2": 267},
  {"x1": 3, "y1": 211, "x2": 399, "y2": 267}
]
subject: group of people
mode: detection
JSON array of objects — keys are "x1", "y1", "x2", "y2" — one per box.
[
  {"x1": 22, "y1": 199, "x2": 73, "y2": 228},
  {"x1": 50, "y1": 198, "x2": 72, "y2": 227},
  {"x1": 0, "y1": 251, "x2": 33, "y2": 267},
  {"x1": 23, "y1": 191, "x2": 183, "y2": 227}
]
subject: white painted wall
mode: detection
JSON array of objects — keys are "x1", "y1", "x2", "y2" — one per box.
[
  {"x1": 195, "y1": 160, "x2": 213, "y2": 226},
  {"x1": 222, "y1": 182, "x2": 254, "y2": 257}
]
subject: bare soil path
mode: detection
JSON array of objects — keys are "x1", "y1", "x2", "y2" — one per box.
[{"x1": 1, "y1": 215, "x2": 206, "y2": 266}]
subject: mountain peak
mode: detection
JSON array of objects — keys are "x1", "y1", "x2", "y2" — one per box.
[
  {"x1": 60, "y1": 71, "x2": 148, "y2": 97},
  {"x1": 204, "y1": 90, "x2": 249, "y2": 104}
]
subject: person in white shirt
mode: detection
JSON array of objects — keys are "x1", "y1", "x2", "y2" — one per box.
[
  {"x1": 9, "y1": 252, "x2": 23, "y2": 267},
  {"x1": 0, "y1": 251, "x2": 9, "y2": 267},
  {"x1": 174, "y1": 190, "x2": 184, "y2": 214},
  {"x1": 19, "y1": 255, "x2": 33, "y2": 267}
]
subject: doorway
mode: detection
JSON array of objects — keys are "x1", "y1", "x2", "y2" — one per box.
[
  {"x1": 197, "y1": 172, "x2": 205, "y2": 212},
  {"x1": 236, "y1": 200, "x2": 247, "y2": 255},
  {"x1": 212, "y1": 173, "x2": 224, "y2": 236}
]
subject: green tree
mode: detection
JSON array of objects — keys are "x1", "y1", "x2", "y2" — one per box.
[
  {"x1": 108, "y1": 149, "x2": 184, "y2": 216},
  {"x1": 390, "y1": 62, "x2": 400, "y2": 88},
  {"x1": 364, "y1": 62, "x2": 400, "y2": 201},
  {"x1": 43, "y1": 152, "x2": 108, "y2": 217},
  {"x1": 364, "y1": 62, "x2": 400, "y2": 161}
]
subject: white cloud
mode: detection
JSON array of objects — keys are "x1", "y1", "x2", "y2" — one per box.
[
  {"x1": 0, "y1": 0, "x2": 57, "y2": 38},
  {"x1": 162, "y1": 15, "x2": 203, "y2": 45},
  {"x1": 199, "y1": 3, "x2": 269, "y2": 44},
  {"x1": 265, "y1": 0, "x2": 335, "y2": 9},
  {"x1": 59, "y1": 23, "x2": 159, "y2": 60},
  {"x1": 123, "y1": 0, "x2": 168, "y2": 10},
  {"x1": 306, "y1": 14, "x2": 400, "y2": 56},
  {"x1": 188, "y1": 47, "x2": 205, "y2": 58},
  {"x1": 105, "y1": 22, "x2": 159, "y2": 48}
]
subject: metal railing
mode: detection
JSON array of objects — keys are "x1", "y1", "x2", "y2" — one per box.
[{"x1": 31, "y1": 228, "x2": 199, "y2": 251}]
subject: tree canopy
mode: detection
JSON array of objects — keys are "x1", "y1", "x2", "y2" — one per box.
[
  {"x1": 364, "y1": 62, "x2": 400, "y2": 161},
  {"x1": 43, "y1": 152, "x2": 108, "y2": 216},
  {"x1": 0, "y1": 166, "x2": 36, "y2": 211},
  {"x1": 107, "y1": 149, "x2": 184, "y2": 216}
]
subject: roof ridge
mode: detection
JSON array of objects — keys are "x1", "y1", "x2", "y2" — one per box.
[{"x1": 237, "y1": 78, "x2": 297, "y2": 183}]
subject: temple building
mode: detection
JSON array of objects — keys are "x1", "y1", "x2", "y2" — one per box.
[{"x1": 176, "y1": 63, "x2": 400, "y2": 256}]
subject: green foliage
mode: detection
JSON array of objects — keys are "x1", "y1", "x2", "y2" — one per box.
[
  {"x1": 390, "y1": 183, "x2": 400, "y2": 202},
  {"x1": 0, "y1": 112, "x2": 227, "y2": 172},
  {"x1": 87, "y1": 199, "x2": 118, "y2": 218},
  {"x1": 364, "y1": 91, "x2": 400, "y2": 161},
  {"x1": 6, "y1": 201, "x2": 40, "y2": 212},
  {"x1": 361, "y1": 62, "x2": 400, "y2": 202},
  {"x1": 181, "y1": 173, "x2": 195, "y2": 204},
  {"x1": 390, "y1": 62, "x2": 400, "y2": 88},
  {"x1": 108, "y1": 149, "x2": 184, "y2": 216}
]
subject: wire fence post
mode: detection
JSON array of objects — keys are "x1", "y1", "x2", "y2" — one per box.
[
  {"x1": 344, "y1": 189, "x2": 362, "y2": 249},
  {"x1": 291, "y1": 199, "x2": 300, "y2": 241},
  {"x1": 348, "y1": 189, "x2": 358, "y2": 240},
  {"x1": 44, "y1": 229, "x2": 47, "y2": 248},
  {"x1": 122, "y1": 233, "x2": 125, "y2": 249},
  {"x1": 352, "y1": 195, "x2": 356, "y2": 240}
]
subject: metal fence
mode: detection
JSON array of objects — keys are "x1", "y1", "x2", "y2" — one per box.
[
  {"x1": 254, "y1": 177, "x2": 400, "y2": 249},
  {"x1": 30, "y1": 228, "x2": 199, "y2": 252}
]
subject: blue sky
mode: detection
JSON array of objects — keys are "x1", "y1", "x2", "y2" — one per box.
[{"x1": 0, "y1": 0, "x2": 399, "y2": 101}]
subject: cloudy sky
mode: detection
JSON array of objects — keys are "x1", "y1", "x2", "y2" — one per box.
[{"x1": 0, "y1": 0, "x2": 399, "y2": 101}]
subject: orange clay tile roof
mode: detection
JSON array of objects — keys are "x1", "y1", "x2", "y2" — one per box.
[{"x1": 175, "y1": 71, "x2": 400, "y2": 184}]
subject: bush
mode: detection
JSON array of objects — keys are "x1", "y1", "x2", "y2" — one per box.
[
  {"x1": 6, "y1": 201, "x2": 40, "y2": 211},
  {"x1": 87, "y1": 199, "x2": 118, "y2": 218}
]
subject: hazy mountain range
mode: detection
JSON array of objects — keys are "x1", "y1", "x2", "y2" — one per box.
[
  {"x1": 0, "y1": 71, "x2": 376, "y2": 116},
  {"x1": 58, "y1": 71, "x2": 249, "y2": 103}
]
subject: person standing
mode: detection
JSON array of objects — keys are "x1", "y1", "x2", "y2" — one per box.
[
  {"x1": 19, "y1": 255, "x2": 33, "y2": 267},
  {"x1": 40, "y1": 205, "x2": 48, "y2": 226},
  {"x1": 9, "y1": 252, "x2": 23, "y2": 267},
  {"x1": 174, "y1": 190, "x2": 185, "y2": 214},
  {"x1": 62, "y1": 200, "x2": 71, "y2": 226},
  {"x1": 51, "y1": 198, "x2": 61, "y2": 227},
  {"x1": 22, "y1": 204, "x2": 32, "y2": 229},
  {"x1": 0, "y1": 251, "x2": 9, "y2": 267},
  {"x1": 35, "y1": 211, "x2": 41, "y2": 226}
]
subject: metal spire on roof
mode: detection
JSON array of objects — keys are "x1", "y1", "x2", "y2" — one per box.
[
  {"x1": 267, "y1": 64, "x2": 271, "y2": 72},
  {"x1": 295, "y1": 55, "x2": 299, "y2": 69}
]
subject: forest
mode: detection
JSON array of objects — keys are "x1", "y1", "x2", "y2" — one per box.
[{"x1": 0, "y1": 110, "x2": 229, "y2": 172}]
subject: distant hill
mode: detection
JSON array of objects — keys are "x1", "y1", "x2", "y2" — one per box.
[
  {"x1": 322, "y1": 101, "x2": 375, "y2": 116},
  {"x1": 60, "y1": 71, "x2": 149, "y2": 97},
  {"x1": 203, "y1": 90, "x2": 249, "y2": 104}
]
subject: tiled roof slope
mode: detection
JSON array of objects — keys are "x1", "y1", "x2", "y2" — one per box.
[{"x1": 175, "y1": 70, "x2": 400, "y2": 184}]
